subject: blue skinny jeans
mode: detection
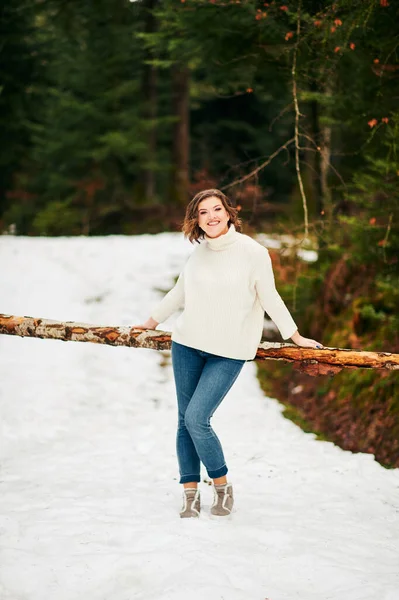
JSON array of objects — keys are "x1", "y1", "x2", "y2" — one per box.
[{"x1": 171, "y1": 341, "x2": 246, "y2": 484}]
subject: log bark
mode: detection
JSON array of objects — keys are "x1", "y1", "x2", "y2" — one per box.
[{"x1": 1, "y1": 314, "x2": 399, "y2": 377}]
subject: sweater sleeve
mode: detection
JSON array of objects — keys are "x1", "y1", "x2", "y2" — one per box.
[
  {"x1": 150, "y1": 270, "x2": 185, "y2": 324},
  {"x1": 253, "y1": 247, "x2": 298, "y2": 340}
]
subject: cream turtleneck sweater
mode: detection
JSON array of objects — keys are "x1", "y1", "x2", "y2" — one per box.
[{"x1": 150, "y1": 223, "x2": 297, "y2": 360}]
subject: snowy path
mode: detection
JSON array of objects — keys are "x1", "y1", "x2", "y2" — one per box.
[{"x1": 0, "y1": 234, "x2": 398, "y2": 600}]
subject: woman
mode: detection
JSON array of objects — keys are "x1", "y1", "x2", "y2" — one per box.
[{"x1": 132, "y1": 189, "x2": 323, "y2": 519}]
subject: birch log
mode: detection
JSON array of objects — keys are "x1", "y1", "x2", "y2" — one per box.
[{"x1": 1, "y1": 313, "x2": 399, "y2": 377}]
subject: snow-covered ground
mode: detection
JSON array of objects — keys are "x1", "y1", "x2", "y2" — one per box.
[{"x1": 0, "y1": 233, "x2": 398, "y2": 600}]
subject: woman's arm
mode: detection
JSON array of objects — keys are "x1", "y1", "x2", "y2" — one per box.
[
  {"x1": 254, "y1": 247, "x2": 298, "y2": 340},
  {"x1": 131, "y1": 270, "x2": 185, "y2": 330},
  {"x1": 254, "y1": 247, "x2": 323, "y2": 348}
]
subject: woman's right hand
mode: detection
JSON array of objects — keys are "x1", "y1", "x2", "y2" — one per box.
[{"x1": 130, "y1": 317, "x2": 159, "y2": 332}]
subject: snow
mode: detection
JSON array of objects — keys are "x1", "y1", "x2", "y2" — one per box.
[
  {"x1": 256, "y1": 233, "x2": 318, "y2": 263},
  {"x1": 1, "y1": 233, "x2": 398, "y2": 600}
]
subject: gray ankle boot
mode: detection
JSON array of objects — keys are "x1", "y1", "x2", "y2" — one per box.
[
  {"x1": 211, "y1": 483, "x2": 234, "y2": 516},
  {"x1": 180, "y1": 488, "x2": 200, "y2": 518}
]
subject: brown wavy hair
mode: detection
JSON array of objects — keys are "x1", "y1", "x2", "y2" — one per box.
[{"x1": 182, "y1": 189, "x2": 242, "y2": 244}]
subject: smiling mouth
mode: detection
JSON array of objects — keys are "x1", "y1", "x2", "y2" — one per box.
[{"x1": 208, "y1": 222, "x2": 220, "y2": 225}]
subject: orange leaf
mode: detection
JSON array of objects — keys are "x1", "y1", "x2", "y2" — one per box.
[
  {"x1": 381, "y1": 117, "x2": 389, "y2": 124},
  {"x1": 330, "y1": 26, "x2": 336, "y2": 32},
  {"x1": 280, "y1": 5, "x2": 288, "y2": 10},
  {"x1": 285, "y1": 31, "x2": 294, "y2": 40},
  {"x1": 246, "y1": 88, "x2": 253, "y2": 93},
  {"x1": 314, "y1": 20, "x2": 322, "y2": 26},
  {"x1": 334, "y1": 46, "x2": 341, "y2": 53},
  {"x1": 369, "y1": 217, "x2": 376, "y2": 225},
  {"x1": 380, "y1": 0, "x2": 389, "y2": 6},
  {"x1": 350, "y1": 42, "x2": 355, "y2": 50},
  {"x1": 334, "y1": 18, "x2": 343, "y2": 25},
  {"x1": 368, "y1": 118, "x2": 378, "y2": 128},
  {"x1": 378, "y1": 239, "x2": 386, "y2": 246},
  {"x1": 373, "y1": 58, "x2": 380, "y2": 64}
]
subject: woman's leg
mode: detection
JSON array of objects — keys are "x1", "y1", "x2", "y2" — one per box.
[
  {"x1": 171, "y1": 341, "x2": 206, "y2": 487},
  {"x1": 183, "y1": 354, "x2": 245, "y2": 481}
]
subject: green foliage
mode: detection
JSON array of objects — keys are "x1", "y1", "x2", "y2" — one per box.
[
  {"x1": 32, "y1": 200, "x2": 82, "y2": 236},
  {"x1": 0, "y1": 1, "x2": 41, "y2": 216},
  {"x1": 1, "y1": 0, "x2": 398, "y2": 241}
]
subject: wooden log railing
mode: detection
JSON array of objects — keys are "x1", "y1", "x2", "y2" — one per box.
[{"x1": 1, "y1": 313, "x2": 399, "y2": 377}]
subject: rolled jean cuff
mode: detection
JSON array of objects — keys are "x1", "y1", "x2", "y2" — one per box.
[
  {"x1": 179, "y1": 473, "x2": 201, "y2": 484},
  {"x1": 207, "y1": 464, "x2": 228, "y2": 479}
]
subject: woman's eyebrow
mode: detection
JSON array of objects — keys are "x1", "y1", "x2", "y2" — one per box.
[{"x1": 199, "y1": 204, "x2": 222, "y2": 211}]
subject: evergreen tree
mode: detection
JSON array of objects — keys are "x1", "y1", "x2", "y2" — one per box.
[{"x1": 0, "y1": 1, "x2": 41, "y2": 227}]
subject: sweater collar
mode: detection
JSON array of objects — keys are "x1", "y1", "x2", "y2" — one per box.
[{"x1": 204, "y1": 223, "x2": 239, "y2": 251}]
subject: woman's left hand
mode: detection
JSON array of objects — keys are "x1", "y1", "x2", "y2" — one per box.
[{"x1": 290, "y1": 331, "x2": 323, "y2": 349}]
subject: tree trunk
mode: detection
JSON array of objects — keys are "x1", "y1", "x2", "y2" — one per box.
[
  {"x1": 319, "y1": 82, "x2": 333, "y2": 228},
  {"x1": 1, "y1": 314, "x2": 399, "y2": 377},
  {"x1": 309, "y1": 94, "x2": 323, "y2": 216},
  {"x1": 169, "y1": 63, "x2": 190, "y2": 207},
  {"x1": 141, "y1": 0, "x2": 158, "y2": 203}
]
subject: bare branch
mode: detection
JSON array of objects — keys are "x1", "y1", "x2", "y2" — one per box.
[
  {"x1": 269, "y1": 102, "x2": 293, "y2": 132},
  {"x1": 221, "y1": 138, "x2": 295, "y2": 191},
  {"x1": 292, "y1": 0, "x2": 309, "y2": 240},
  {"x1": 298, "y1": 132, "x2": 347, "y2": 189}
]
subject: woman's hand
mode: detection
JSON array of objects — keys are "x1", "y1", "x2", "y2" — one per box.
[
  {"x1": 130, "y1": 317, "x2": 159, "y2": 332},
  {"x1": 290, "y1": 330, "x2": 323, "y2": 349}
]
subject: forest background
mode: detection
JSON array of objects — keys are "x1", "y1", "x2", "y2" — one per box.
[{"x1": 1, "y1": 0, "x2": 399, "y2": 465}]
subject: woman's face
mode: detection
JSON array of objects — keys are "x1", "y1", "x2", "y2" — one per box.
[{"x1": 197, "y1": 196, "x2": 230, "y2": 238}]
